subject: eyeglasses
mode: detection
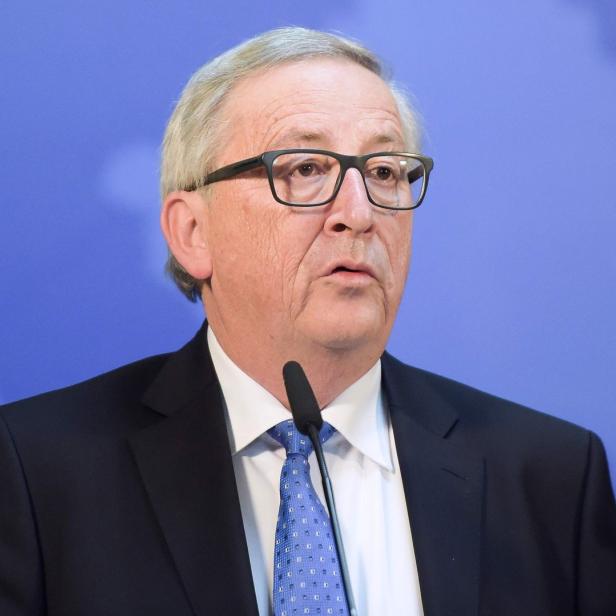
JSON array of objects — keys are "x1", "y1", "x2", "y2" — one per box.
[{"x1": 185, "y1": 149, "x2": 434, "y2": 210}]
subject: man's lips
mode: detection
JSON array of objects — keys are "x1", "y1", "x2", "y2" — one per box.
[{"x1": 321, "y1": 260, "x2": 378, "y2": 281}]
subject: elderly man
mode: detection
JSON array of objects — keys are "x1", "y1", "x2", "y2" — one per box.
[{"x1": 1, "y1": 27, "x2": 614, "y2": 616}]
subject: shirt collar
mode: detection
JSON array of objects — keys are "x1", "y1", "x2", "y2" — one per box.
[
  {"x1": 207, "y1": 327, "x2": 393, "y2": 472},
  {"x1": 321, "y1": 361, "x2": 393, "y2": 472}
]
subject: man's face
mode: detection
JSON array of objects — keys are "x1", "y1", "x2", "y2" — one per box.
[{"x1": 202, "y1": 58, "x2": 413, "y2": 358}]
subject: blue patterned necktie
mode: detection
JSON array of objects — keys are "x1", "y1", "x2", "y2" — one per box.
[{"x1": 268, "y1": 419, "x2": 350, "y2": 616}]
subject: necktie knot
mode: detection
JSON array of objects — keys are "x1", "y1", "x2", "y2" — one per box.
[{"x1": 268, "y1": 418, "x2": 336, "y2": 456}]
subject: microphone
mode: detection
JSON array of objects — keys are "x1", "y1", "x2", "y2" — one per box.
[{"x1": 282, "y1": 361, "x2": 358, "y2": 616}]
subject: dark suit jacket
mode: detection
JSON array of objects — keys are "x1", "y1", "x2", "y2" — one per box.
[{"x1": 1, "y1": 323, "x2": 615, "y2": 615}]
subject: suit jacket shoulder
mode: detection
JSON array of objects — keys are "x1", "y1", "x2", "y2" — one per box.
[
  {"x1": 0, "y1": 324, "x2": 259, "y2": 616},
  {"x1": 382, "y1": 351, "x2": 616, "y2": 615},
  {"x1": 382, "y1": 350, "x2": 594, "y2": 460},
  {"x1": 1, "y1": 352, "x2": 170, "y2": 429}
]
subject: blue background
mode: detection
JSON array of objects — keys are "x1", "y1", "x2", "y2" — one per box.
[{"x1": 1, "y1": 1, "x2": 614, "y2": 485}]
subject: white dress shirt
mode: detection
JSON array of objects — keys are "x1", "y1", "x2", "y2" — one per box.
[{"x1": 208, "y1": 328, "x2": 424, "y2": 615}]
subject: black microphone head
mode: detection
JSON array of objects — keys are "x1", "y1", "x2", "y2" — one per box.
[{"x1": 282, "y1": 361, "x2": 323, "y2": 435}]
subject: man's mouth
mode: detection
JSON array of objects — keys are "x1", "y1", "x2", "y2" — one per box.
[{"x1": 323, "y1": 261, "x2": 377, "y2": 284}]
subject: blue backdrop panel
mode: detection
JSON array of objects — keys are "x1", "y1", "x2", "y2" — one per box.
[{"x1": 1, "y1": 1, "x2": 614, "y2": 484}]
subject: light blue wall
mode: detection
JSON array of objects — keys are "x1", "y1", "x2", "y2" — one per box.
[{"x1": 1, "y1": 1, "x2": 614, "y2": 483}]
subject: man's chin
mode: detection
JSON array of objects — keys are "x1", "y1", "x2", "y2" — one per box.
[
  {"x1": 303, "y1": 314, "x2": 387, "y2": 354},
  {"x1": 291, "y1": 290, "x2": 393, "y2": 353}
]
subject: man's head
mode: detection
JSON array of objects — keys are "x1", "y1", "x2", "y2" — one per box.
[{"x1": 160, "y1": 27, "x2": 429, "y2": 402}]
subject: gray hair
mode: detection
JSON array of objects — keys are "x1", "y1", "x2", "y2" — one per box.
[{"x1": 161, "y1": 27, "x2": 422, "y2": 302}]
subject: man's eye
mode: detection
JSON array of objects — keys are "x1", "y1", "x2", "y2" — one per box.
[
  {"x1": 295, "y1": 163, "x2": 317, "y2": 177},
  {"x1": 368, "y1": 164, "x2": 397, "y2": 182}
]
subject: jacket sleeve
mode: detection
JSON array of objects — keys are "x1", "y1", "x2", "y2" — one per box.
[
  {"x1": 576, "y1": 431, "x2": 616, "y2": 615},
  {"x1": 0, "y1": 413, "x2": 45, "y2": 614}
]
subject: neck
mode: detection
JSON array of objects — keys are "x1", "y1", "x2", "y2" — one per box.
[{"x1": 206, "y1": 315, "x2": 384, "y2": 409}]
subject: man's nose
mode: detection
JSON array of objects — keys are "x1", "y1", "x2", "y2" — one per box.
[{"x1": 324, "y1": 168, "x2": 375, "y2": 237}]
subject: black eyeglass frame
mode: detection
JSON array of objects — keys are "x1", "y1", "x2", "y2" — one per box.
[{"x1": 185, "y1": 149, "x2": 434, "y2": 211}]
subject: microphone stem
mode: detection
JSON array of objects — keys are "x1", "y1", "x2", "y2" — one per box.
[{"x1": 307, "y1": 424, "x2": 358, "y2": 616}]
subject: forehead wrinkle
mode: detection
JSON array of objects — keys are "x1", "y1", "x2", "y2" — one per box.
[
  {"x1": 229, "y1": 98, "x2": 331, "y2": 156},
  {"x1": 261, "y1": 108, "x2": 404, "y2": 154},
  {"x1": 355, "y1": 117, "x2": 405, "y2": 148},
  {"x1": 254, "y1": 95, "x2": 336, "y2": 144},
  {"x1": 264, "y1": 121, "x2": 335, "y2": 152},
  {"x1": 254, "y1": 91, "x2": 334, "y2": 132},
  {"x1": 256, "y1": 96, "x2": 400, "y2": 133}
]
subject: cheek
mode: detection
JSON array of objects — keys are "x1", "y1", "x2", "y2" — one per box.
[
  {"x1": 209, "y1": 184, "x2": 271, "y2": 258},
  {"x1": 263, "y1": 210, "x2": 326, "y2": 312},
  {"x1": 277, "y1": 218, "x2": 324, "y2": 308},
  {"x1": 209, "y1": 188, "x2": 313, "y2": 304},
  {"x1": 384, "y1": 216, "x2": 413, "y2": 292}
]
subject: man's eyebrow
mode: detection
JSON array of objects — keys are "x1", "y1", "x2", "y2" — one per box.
[{"x1": 369, "y1": 132, "x2": 404, "y2": 147}]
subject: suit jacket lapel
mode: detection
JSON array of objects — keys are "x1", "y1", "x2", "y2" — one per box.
[
  {"x1": 129, "y1": 323, "x2": 258, "y2": 616},
  {"x1": 382, "y1": 353, "x2": 484, "y2": 616}
]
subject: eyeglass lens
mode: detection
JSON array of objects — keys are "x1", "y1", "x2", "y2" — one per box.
[{"x1": 270, "y1": 152, "x2": 425, "y2": 208}]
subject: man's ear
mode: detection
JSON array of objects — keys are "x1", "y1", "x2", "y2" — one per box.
[{"x1": 160, "y1": 190, "x2": 213, "y2": 280}]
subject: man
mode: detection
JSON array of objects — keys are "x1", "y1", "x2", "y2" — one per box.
[{"x1": 0, "y1": 27, "x2": 614, "y2": 616}]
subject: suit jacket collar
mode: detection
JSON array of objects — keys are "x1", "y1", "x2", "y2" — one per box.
[
  {"x1": 140, "y1": 321, "x2": 216, "y2": 418},
  {"x1": 130, "y1": 322, "x2": 259, "y2": 616},
  {"x1": 382, "y1": 351, "x2": 484, "y2": 615}
]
